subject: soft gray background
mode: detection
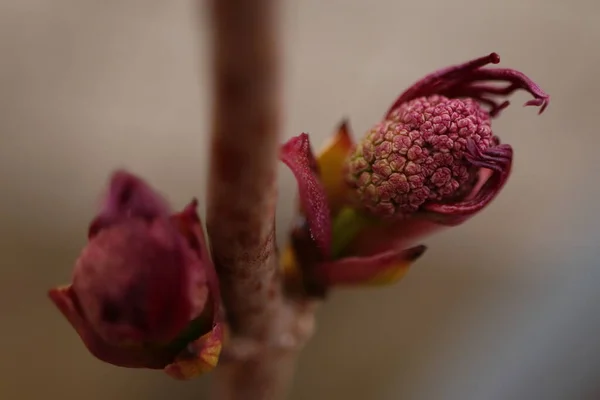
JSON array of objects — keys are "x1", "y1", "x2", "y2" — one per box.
[{"x1": 0, "y1": 1, "x2": 598, "y2": 399}]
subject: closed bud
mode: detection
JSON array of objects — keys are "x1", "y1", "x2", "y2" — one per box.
[{"x1": 49, "y1": 171, "x2": 223, "y2": 378}]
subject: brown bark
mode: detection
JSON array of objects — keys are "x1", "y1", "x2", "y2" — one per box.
[{"x1": 205, "y1": 0, "x2": 315, "y2": 399}]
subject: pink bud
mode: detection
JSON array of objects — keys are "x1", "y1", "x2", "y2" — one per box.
[
  {"x1": 72, "y1": 171, "x2": 205, "y2": 345},
  {"x1": 49, "y1": 171, "x2": 222, "y2": 373},
  {"x1": 346, "y1": 53, "x2": 549, "y2": 223},
  {"x1": 347, "y1": 96, "x2": 490, "y2": 218}
]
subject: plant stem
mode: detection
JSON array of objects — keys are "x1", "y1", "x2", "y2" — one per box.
[{"x1": 205, "y1": 0, "x2": 314, "y2": 398}]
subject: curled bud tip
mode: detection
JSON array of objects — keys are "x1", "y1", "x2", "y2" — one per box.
[
  {"x1": 388, "y1": 52, "x2": 550, "y2": 119},
  {"x1": 524, "y1": 97, "x2": 549, "y2": 114}
]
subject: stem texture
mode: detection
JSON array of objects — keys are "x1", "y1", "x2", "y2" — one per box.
[{"x1": 205, "y1": 1, "x2": 313, "y2": 399}]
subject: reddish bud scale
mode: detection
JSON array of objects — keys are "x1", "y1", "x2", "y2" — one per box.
[{"x1": 72, "y1": 219, "x2": 202, "y2": 345}]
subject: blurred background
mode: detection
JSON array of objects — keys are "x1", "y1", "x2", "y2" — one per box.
[{"x1": 0, "y1": 0, "x2": 598, "y2": 399}]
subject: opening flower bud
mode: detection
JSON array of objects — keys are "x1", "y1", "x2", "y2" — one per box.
[
  {"x1": 346, "y1": 52, "x2": 548, "y2": 224},
  {"x1": 280, "y1": 53, "x2": 549, "y2": 294}
]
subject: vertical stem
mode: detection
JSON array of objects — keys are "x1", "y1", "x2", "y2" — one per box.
[
  {"x1": 205, "y1": 0, "x2": 309, "y2": 399},
  {"x1": 206, "y1": 0, "x2": 281, "y2": 339}
]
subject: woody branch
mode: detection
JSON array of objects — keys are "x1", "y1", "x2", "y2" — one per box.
[{"x1": 205, "y1": 0, "x2": 315, "y2": 399}]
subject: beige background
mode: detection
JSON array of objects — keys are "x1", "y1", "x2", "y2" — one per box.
[{"x1": 1, "y1": 0, "x2": 598, "y2": 399}]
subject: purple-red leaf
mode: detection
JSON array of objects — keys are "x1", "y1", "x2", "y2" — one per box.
[
  {"x1": 281, "y1": 133, "x2": 332, "y2": 257},
  {"x1": 316, "y1": 245, "x2": 427, "y2": 286}
]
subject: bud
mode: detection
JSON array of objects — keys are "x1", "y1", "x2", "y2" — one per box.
[
  {"x1": 281, "y1": 132, "x2": 427, "y2": 296},
  {"x1": 48, "y1": 171, "x2": 222, "y2": 378},
  {"x1": 280, "y1": 53, "x2": 549, "y2": 295},
  {"x1": 347, "y1": 96, "x2": 492, "y2": 218},
  {"x1": 347, "y1": 53, "x2": 548, "y2": 222}
]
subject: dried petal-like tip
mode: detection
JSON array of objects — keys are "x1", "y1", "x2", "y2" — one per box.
[
  {"x1": 281, "y1": 133, "x2": 332, "y2": 256},
  {"x1": 386, "y1": 52, "x2": 549, "y2": 118},
  {"x1": 316, "y1": 245, "x2": 427, "y2": 286}
]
